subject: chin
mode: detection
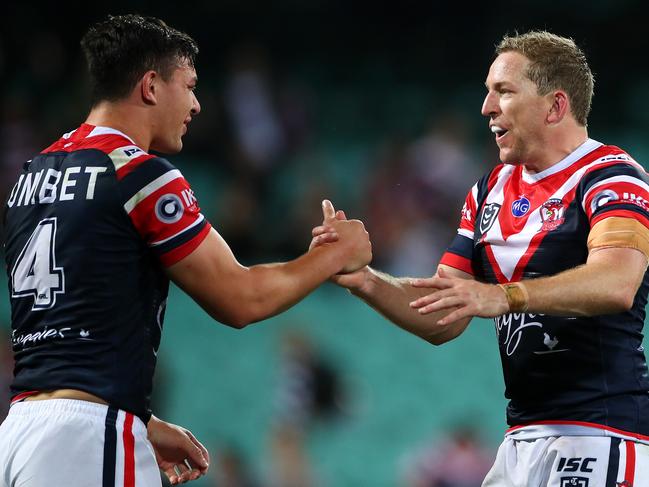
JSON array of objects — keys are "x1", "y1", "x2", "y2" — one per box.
[{"x1": 498, "y1": 148, "x2": 521, "y2": 166}]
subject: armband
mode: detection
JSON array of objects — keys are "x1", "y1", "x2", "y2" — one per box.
[
  {"x1": 588, "y1": 217, "x2": 649, "y2": 259},
  {"x1": 498, "y1": 282, "x2": 529, "y2": 313}
]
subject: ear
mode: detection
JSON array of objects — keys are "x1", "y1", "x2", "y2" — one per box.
[
  {"x1": 546, "y1": 90, "x2": 569, "y2": 125},
  {"x1": 140, "y1": 70, "x2": 158, "y2": 105}
]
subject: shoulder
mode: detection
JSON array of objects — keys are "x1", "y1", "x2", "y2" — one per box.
[{"x1": 580, "y1": 144, "x2": 648, "y2": 189}]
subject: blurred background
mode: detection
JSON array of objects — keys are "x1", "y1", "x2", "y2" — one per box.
[{"x1": 2, "y1": 1, "x2": 649, "y2": 486}]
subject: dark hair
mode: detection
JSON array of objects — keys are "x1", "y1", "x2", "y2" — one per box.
[
  {"x1": 81, "y1": 14, "x2": 199, "y2": 105},
  {"x1": 496, "y1": 31, "x2": 594, "y2": 126}
]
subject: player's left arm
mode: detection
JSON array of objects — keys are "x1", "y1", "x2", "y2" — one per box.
[
  {"x1": 410, "y1": 225, "x2": 648, "y2": 322},
  {"x1": 411, "y1": 162, "x2": 649, "y2": 322}
]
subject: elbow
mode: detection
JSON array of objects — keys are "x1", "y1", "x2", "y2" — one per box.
[
  {"x1": 592, "y1": 287, "x2": 636, "y2": 315},
  {"x1": 610, "y1": 288, "x2": 636, "y2": 313},
  {"x1": 223, "y1": 316, "x2": 253, "y2": 330},
  {"x1": 206, "y1": 307, "x2": 254, "y2": 330},
  {"x1": 425, "y1": 335, "x2": 453, "y2": 346}
]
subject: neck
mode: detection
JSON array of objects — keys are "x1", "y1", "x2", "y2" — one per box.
[
  {"x1": 85, "y1": 101, "x2": 152, "y2": 151},
  {"x1": 522, "y1": 125, "x2": 589, "y2": 174}
]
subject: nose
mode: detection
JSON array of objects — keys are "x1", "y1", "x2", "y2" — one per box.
[
  {"x1": 191, "y1": 93, "x2": 201, "y2": 116},
  {"x1": 481, "y1": 91, "x2": 499, "y2": 118}
]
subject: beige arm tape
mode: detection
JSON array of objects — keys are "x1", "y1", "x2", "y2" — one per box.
[
  {"x1": 587, "y1": 217, "x2": 649, "y2": 260},
  {"x1": 498, "y1": 282, "x2": 529, "y2": 313}
]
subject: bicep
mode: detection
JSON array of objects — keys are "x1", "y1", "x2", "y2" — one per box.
[
  {"x1": 165, "y1": 229, "x2": 250, "y2": 322},
  {"x1": 586, "y1": 246, "x2": 647, "y2": 289}
]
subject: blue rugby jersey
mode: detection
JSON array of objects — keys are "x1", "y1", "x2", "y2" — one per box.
[
  {"x1": 441, "y1": 139, "x2": 649, "y2": 437},
  {"x1": 3, "y1": 124, "x2": 211, "y2": 421}
]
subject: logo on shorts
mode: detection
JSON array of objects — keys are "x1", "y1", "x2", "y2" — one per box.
[
  {"x1": 561, "y1": 477, "x2": 589, "y2": 487},
  {"x1": 540, "y1": 198, "x2": 566, "y2": 232},
  {"x1": 511, "y1": 196, "x2": 530, "y2": 217},
  {"x1": 155, "y1": 194, "x2": 184, "y2": 224},
  {"x1": 479, "y1": 203, "x2": 501, "y2": 234}
]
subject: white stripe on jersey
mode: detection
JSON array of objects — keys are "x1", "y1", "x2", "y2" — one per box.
[
  {"x1": 470, "y1": 182, "x2": 479, "y2": 207},
  {"x1": 150, "y1": 214, "x2": 205, "y2": 247},
  {"x1": 124, "y1": 169, "x2": 183, "y2": 214},
  {"x1": 581, "y1": 174, "x2": 649, "y2": 210},
  {"x1": 87, "y1": 126, "x2": 136, "y2": 144},
  {"x1": 521, "y1": 138, "x2": 602, "y2": 184},
  {"x1": 107, "y1": 145, "x2": 147, "y2": 172},
  {"x1": 458, "y1": 228, "x2": 473, "y2": 239}
]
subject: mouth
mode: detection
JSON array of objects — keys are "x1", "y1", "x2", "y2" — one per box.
[{"x1": 491, "y1": 125, "x2": 509, "y2": 141}]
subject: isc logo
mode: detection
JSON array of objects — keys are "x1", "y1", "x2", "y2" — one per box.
[{"x1": 557, "y1": 457, "x2": 597, "y2": 473}]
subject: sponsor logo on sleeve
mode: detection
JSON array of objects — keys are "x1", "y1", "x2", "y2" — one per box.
[
  {"x1": 590, "y1": 189, "x2": 619, "y2": 213},
  {"x1": 155, "y1": 194, "x2": 184, "y2": 224},
  {"x1": 540, "y1": 198, "x2": 566, "y2": 231},
  {"x1": 621, "y1": 192, "x2": 649, "y2": 210},
  {"x1": 461, "y1": 202, "x2": 472, "y2": 222}
]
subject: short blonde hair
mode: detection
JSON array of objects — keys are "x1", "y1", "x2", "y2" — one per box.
[{"x1": 496, "y1": 31, "x2": 594, "y2": 126}]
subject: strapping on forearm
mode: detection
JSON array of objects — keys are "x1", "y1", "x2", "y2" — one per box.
[{"x1": 498, "y1": 282, "x2": 529, "y2": 313}]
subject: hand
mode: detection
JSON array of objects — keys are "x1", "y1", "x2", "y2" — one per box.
[
  {"x1": 408, "y1": 267, "x2": 509, "y2": 324},
  {"x1": 320, "y1": 200, "x2": 372, "y2": 274},
  {"x1": 310, "y1": 202, "x2": 372, "y2": 290},
  {"x1": 147, "y1": 416, "x2": 210, "y2": 485}
]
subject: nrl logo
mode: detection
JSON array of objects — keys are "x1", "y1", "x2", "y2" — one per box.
[{"x1": 479, "y1": 203, "x2": 501, "y2": 234}]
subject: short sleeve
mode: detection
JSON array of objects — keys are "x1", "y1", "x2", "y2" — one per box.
[
  {"x1": 581, "y1": 162, "x2": 649, "y2": 230},
  {"x1": 439, "y1": 183, "x2": 478, "y2": 275},
  {"x1": 118, "y1": 157, "x2": 211, "y2": 266}
]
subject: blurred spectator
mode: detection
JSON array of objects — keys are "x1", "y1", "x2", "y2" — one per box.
[
  {"x1": 401, "y1": 425, "x2": 494, "y2": 487},
  {"x1": 209, "y1": 444, "x2": 260, "y2": 487},
  {"x1": 223, "y1": 43, "x2": 287, "y2": 178},
  {"x1": 363, "y1": 113, "x2": 485, "y2": 276},
  {"x1": 269, "y1": 330, "x2": 346, "y2": 487},
  {"x1": 0, "y1": 95, "x2": 40, "y2": 204}
]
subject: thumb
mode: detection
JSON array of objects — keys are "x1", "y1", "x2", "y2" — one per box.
[
  {"x1": 437, "y1": 266, "x2": 448, "y2": 278},
  {"x1": 322, "y1": 199, "x2": 336, "y2": 222}
]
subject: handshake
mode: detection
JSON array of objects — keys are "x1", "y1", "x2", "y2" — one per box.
[{"x1": 309, "y1": 199, "x2": 373, "y2": 286}]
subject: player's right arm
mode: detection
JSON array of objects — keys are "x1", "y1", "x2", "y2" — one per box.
[
  {"x1": 116, "y1": 149, "x2": 371, "y2": 329},
  {"x1": 166, "y1": 207, "x2": 371, "y2": 328},
  {"x1": 334, "y1": 264, "x2": 473, "y2": 345},
  {"x1": 312, "y1": 197, "x2": 479, "y2": 345}
]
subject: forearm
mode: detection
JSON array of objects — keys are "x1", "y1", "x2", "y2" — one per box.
[
  {"x1": 352, "y1": 267, "x2": 468, "y2": 344},
  {"x1": 240, "y1": 245, "x2": 350, "y2": 323}
]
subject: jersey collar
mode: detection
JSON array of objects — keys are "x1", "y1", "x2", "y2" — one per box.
[{"x1": 521, "y1": 138, "x2": 603, "y2": 184}]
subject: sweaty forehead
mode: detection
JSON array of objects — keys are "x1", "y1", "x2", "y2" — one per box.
[
  {"x1": 485, "y1": 51, "x2": 530, "y2": 86},
  {"x1": 173, "y1": 61, "x2": 198, "y2": 82}
]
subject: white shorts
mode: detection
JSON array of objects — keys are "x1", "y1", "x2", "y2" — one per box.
[
  {"x1": 0, "y1": 399, "x2": 161, "y2": 487},
  {"x1": 482, "y1": 435, "x2": 649, "y2": 487}
]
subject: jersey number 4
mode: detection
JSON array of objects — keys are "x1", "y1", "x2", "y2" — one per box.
[{"x1": 11, "y1": 218, "x2": 65, "y2": 310}]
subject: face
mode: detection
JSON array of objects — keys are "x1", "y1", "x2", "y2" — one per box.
[
  {"x1": 481, "y1": 51, "x2": 552, "y2": 166},
  {"x1": 151, "y1": 59, "x2": 200, "y2": 154}
]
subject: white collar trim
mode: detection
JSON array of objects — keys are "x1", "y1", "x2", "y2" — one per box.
[
  {"x1": 521, "y1": 138, "x2": 602, "y2": 184},
  {"x1": 87, "y1": 125, "x2": 137, "y2": 145}
]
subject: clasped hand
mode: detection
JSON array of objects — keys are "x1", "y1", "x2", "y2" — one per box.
[{"x1": 310, "y1": 199, "x2": 372, "y2": 274}]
